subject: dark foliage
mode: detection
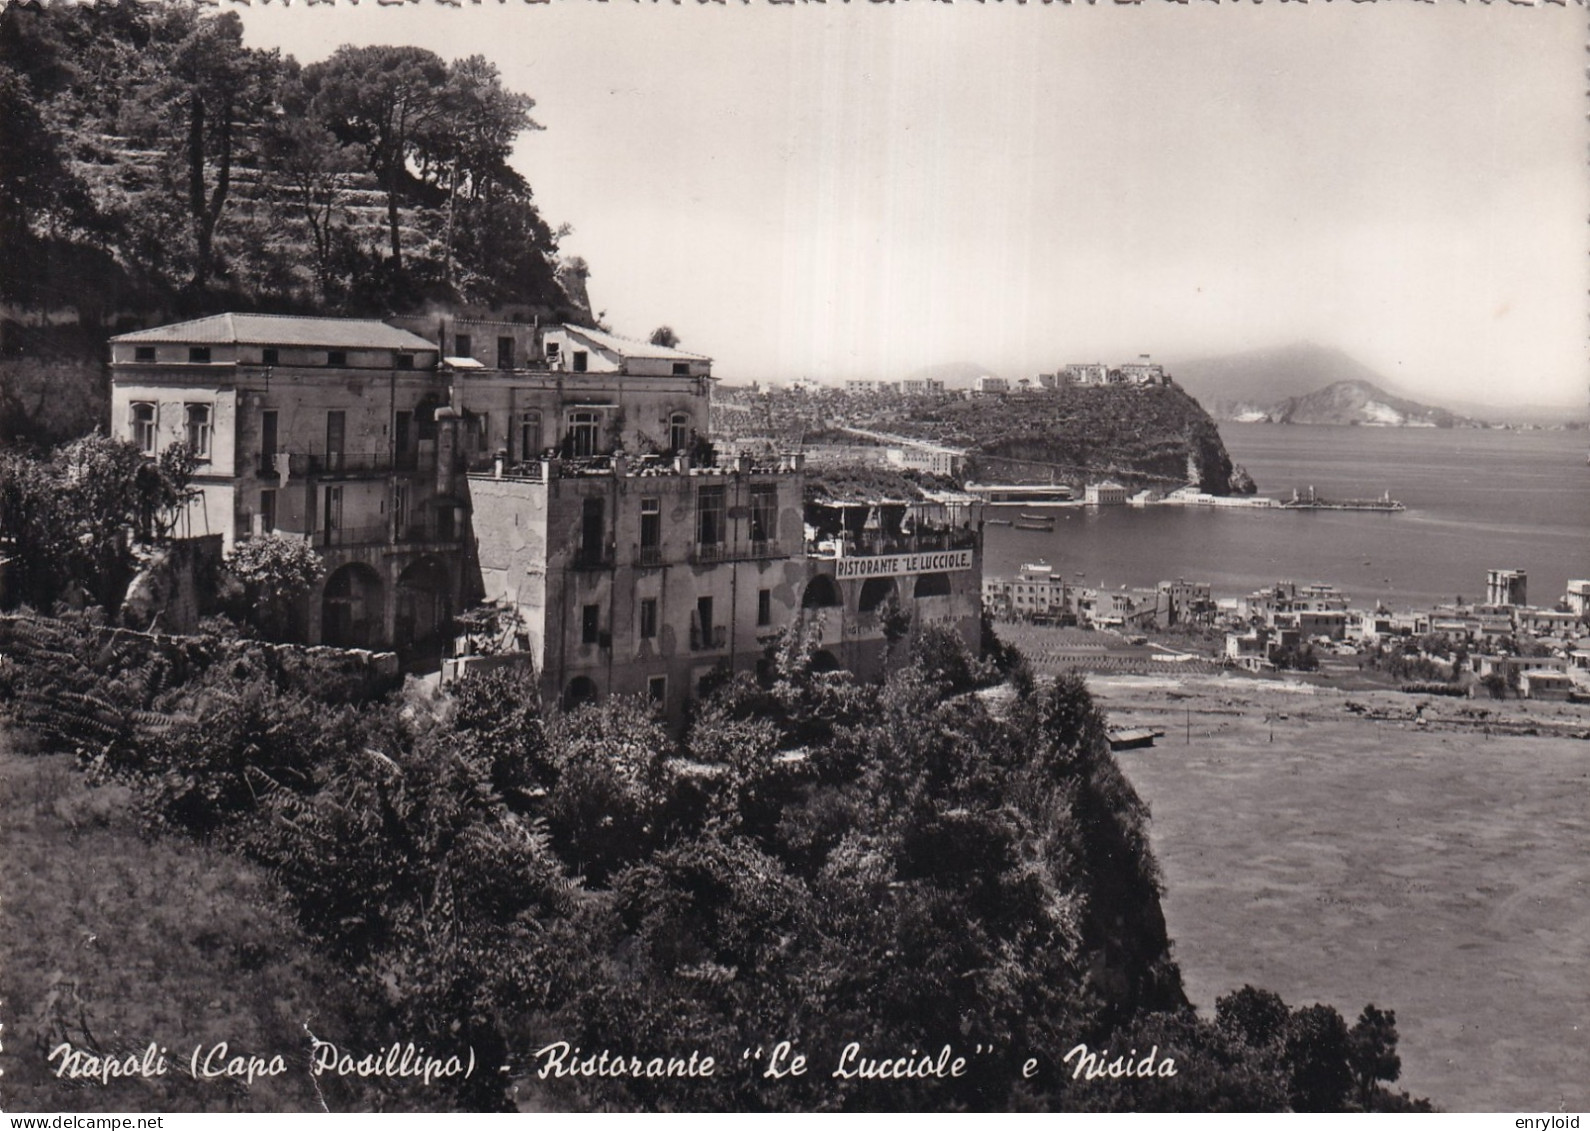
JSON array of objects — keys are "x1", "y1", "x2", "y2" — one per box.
[{"x1": 0, "y1": 611, "x2": 1430, "y2": 1111}]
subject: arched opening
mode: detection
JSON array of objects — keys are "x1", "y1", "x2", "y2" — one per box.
[
  {"x1": 914, "y1": 572, "x2": 953, "y2": 599},
  {"x1": 564, "y1": 675, "x2": 599, "y2": 710},
  {"x1": 810, "y1": 650, "x2": 841, "y2": 673},
  {"x1": 396, "y1": 556, "x2": 452, "y2": 651},
  {"x1": 801, "y1": 574, "x2": 842, "y2": 609},
  {"x1": 321, "y1": 562, "x2": 384, "y2": 649},
  {"x1": 858, "y1": 576, "x2": 897, "y2": 613}
]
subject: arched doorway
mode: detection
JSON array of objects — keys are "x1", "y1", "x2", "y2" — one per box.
[
  {"x1": 564, "y1": 675, "x2": 599, "y2": 710},
  {"x1": 858, "y1": 576, "x2": 897, "y2": 613},
  {"x1": 914, "y1": 572, "x2": 952, "y2": 598},
  {"x1": 321, "y1": 562, "x2": 384, "y2": 649},
  {"x1": 810, "y1": 650, "x2": 841, "y2": 673},
  {"x1": 801, "y1": 574, "x2": 842, "y2": 609},
  {"x1": 396, "y1": 556, "x2": 452, "y2": 651}
]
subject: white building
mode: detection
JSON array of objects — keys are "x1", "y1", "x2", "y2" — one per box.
[{"x1": 1084, "y1": 481, "x2": 1129, "y2": 506}]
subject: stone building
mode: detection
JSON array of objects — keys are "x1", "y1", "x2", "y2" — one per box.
[{"x1": 110, "y1": 312, "x2": 985, "y2": 723}]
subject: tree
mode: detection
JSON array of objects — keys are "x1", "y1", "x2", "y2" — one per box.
[
  {"x1": 1346, "y1": 1004, "x2": 1401, "y2": 1108},
  {"x1": 163, "y1": 12, "x2": 281, "y2": 291},
  {"x1": 648, "y1": 325, "x2": 680, "y2": 349},
  {"x1": 303, "y1": 45, "x2": 450, "y2": 275},
  {"x1": 265, "y1": 85, "x2": 366, "y2": 305},
  {"x1": 425, "y1": 55, "x2": 540, "y2": 288},
  {"x1": 0, "y1": 435, "x2": 196, "y2": 610},
  {"x1": 1216, "y1": 985, "x2": 1291, "y2": 1049},
  {"x1": 1283, "y1": 1004, "x2": 1352, "y2": 1111},
  {"x1": 224, "y1": 532, "x2": 324, "y2": 640}
]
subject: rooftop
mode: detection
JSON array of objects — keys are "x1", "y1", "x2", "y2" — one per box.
[
  {"x1": 561, "y1": 324, "x2": 711, "y2": 363},
  {"x1": 111, "y1": 313, "x2": 437, "y2": 351}
]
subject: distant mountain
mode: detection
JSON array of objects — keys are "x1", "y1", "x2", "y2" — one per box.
[
  {"x1": 1261, "y1": 380, "x2": 1481, "y2": 428},
  {"x1": 1169, "y1": 342, "x2": 1586, "y2": 427},
  {"x1": 1170, "y1": 343, "x2": 1397, "y2": 418}
]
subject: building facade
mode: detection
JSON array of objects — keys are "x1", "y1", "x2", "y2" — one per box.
[
  {"x1": 1486, "y1": 568, "x2": 1528, "y2": 608},
  {"x1": 110, "y1": 313, "x2": 985, "y2": 722}
]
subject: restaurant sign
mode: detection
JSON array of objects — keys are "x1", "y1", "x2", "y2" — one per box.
[{"x1": 834, "y1": 549, "x2": 974, "y2": 580}]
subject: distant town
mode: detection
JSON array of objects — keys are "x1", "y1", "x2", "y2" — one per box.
[{"x1": 984, "y1": 562, "x2": 1590, "y2": 703}]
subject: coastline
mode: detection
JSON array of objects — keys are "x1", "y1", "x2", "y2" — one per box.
[{"x1": 1087, "y1": 668, "x2": 1590, "y2": 1112}]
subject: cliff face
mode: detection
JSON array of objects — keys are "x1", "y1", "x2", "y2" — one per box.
[{"x1": 896, "y1": 384, "x2": 1246, "y2": 494}]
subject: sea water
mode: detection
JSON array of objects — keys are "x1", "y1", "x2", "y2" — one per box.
[{"x1": 983, "y1": 423, "x2": 1590, "y2": 612}]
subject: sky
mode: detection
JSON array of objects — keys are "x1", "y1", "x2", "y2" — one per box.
[{"x1": 238, "y1": 2, "x2": 1587, "y2": 408}]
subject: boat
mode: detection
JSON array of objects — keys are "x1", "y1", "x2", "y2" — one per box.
[
  {"x1": 1018, "y1": 511, "x2": 1056, "y2": 522},
  {"x1": 1280, "y1": 486, "x2": 1404, "y2": 512},
  {"x1": 1014, "y1": 519, "x2": 1054, "y2": 531},
  {"x1": 986, "y1": 518, "x2": 1013, "y2": 526}
]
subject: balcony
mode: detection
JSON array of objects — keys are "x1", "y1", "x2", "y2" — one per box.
[
  {"x1": 690, "y1": 623, "x2": 728, "y2": 651},
  {"x1": 687, "y1": 540, "x2": 786, "y2": 566},
  {"x1": 636, "y1": 545, "x2": 664, "y2": 569},
  {"x1": 572, "y1": 541, "x2": 616, "y2": 571},
  {"x1": 319, "y1": 523, "x2": 392, "y2": 548},
  {"x1": 288, "y1": 451, "x2": 396, "y2": 477}
]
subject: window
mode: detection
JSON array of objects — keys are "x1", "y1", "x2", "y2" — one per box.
[
  {"x1": 696, "y1": 485, "x2": 725, "y2": 547},
  {"x1": 579, "y1": 496, "x2": 605, "y2": 566},
  {"x1": 188, "y1": 346, "x2": 211, "y2": 363},
  {"x1": 518, "y1": 411, "x2": 542, "y2": 461},
  {"x1": 259, "y1": 489, "x2": 277, "y2": 533},
  {"x1": 468, "y1": 411, "x2": 489, "y2": 453},
  {"x1": 647, "y1": 675, "x2": 667, "y2": 704},
  {"x1": 582, "y1": 604, "x2": 600, "y2": 645},
  {"x1": 757, "y1": 588, "x2": 772, "y2": 627},
  {"x1": 262, "y1": 347, "x2": 279, "y2": 366},
  {"x1": 568, "y1": 411, "x2": 599, "y2": 458},
  {"x1": 184, "y1": 403, "x2": 211, "y2": 458},
  {"x1": 640, "y1": 498, "x2": 661, "y2": 555},
  {"x1": 639, "y1": 597, "x2": 658, "y2": 639},
  {"x1": 130, "y1": 403, "x2": 156, "y2": 453},
  {"x1": 671, "y1": 362, "x2": 690, "y2": 376},
  {"x1": 396, "y1": 353, "x2": 414, "y2": 370},
  {"x1": 669, "y1": 412, "x2": 690, "y2": 453},
  {"x1": 134, "y1": 346, "x2": 155, "y2": 362},
  {"x1": 696, "y1": 596, "x2": 714, "y2": 647},
  {"x1": 326, "y1": 350, "x2": 347, "y2": 367},
  {"x1": 323, "y1": 484, "x2": 343, "y2": 536},
  {"x1": 325, "y1": 410, "x2": 345, "y2": 469},
  {"x1": 454, "y1": 334, "x2": 472, "y2": 358},
  {"x1": 572, "y1": 350, "x2": 588, "y2": 373},
  {"x1": 497, "y1": 336, "x2": 514, "y2": 370},
  {"x1": 546, "y1": 340, "x2": 561, "y2": 363},
  {"x1": 260, "y1": 410, "x2": 278, "y2": 475},
  {"x1": 749, "y1": 484, "x2": 777, "y2": 545}
]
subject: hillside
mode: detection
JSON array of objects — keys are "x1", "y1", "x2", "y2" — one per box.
[
  {"x1": 0, "y1": 4, "x2": 588, "y2": 444},
  {"x1": 716, "y1": 383, "x2": 1251, "y2": 494},
  {"x1": 894, "y1": 384, "x2": 1250, "y2": 494},
  {"x1": 1262, "y1": 380, "x2": 1479, "y2": 428}
]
